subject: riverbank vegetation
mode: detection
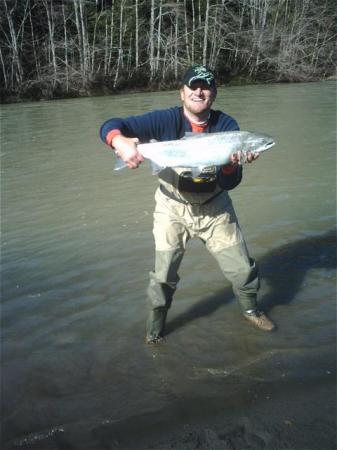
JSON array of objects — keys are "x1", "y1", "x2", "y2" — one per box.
[{"x1": 1, "y1": 0, "x2": 336, "y2": 102}]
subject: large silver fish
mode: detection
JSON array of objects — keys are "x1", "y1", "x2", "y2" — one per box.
[{"x1": 115, "y1": 130, "x2": 275, "y2": 174}]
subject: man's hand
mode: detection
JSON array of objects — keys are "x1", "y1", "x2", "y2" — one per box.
[
  {"x1": 230, "y1": 151, "x2": 259, "y2": 165},
  {"x1": 112, "y1": 135, "x2": 144, "y2": 169}
]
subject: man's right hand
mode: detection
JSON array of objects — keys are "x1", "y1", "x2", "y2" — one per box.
[{"x1": 111, "y1": 135, "x2": 144, "y2": 169}]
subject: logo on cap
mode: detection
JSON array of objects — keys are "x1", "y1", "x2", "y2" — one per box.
[{"x1": 182, "y1": 65, "x2": 215, "y2": 87}]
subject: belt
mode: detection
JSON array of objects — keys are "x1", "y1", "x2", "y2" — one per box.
[{"x1": 159, "y1": 184, "x2": 224, "y2": 206}]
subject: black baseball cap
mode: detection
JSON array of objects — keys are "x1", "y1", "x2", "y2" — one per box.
[{"x1": 181, "y1": 65, "x2": 216, "y2": 88}]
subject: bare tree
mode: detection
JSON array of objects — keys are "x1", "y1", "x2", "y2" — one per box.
[
  {"x1": 2, "y1": 0, "x2": 23, "y2": 88},
  {"x1": 155, "y1": 0, "x2": 163, "y2": 72},
  {"x1": 174, "y1": 0, "x2": 180, "y2": 79},
  {"x1": 0, "y1": 0, "x2": 335, "y2": 100},
  {"x1": 135, "y1": 0, "x2": 139, "y2": 68},
  {"x1": 61, "y1": 0, "x2": 69, "y2": 91},
  {"x1": 150, "y1": 0, "x2": 155, "y2": 80},
  {"x1": 202, "y1": 0, "x2": 210, "y2": 65},
  {"x1": 42, "y1": 0, "x2": 57, "y2": 86},
  {"x1": 114, "y1": 0, "x2": 125, "y2": 88},
  {"x1": 106, "y1": 0, "x2": 115, "y2": 75}
]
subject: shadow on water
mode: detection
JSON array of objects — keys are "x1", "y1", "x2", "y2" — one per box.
[
  {"x1": 259, "y1": 228, "x2": 337, "y2": 310},
  {"x1": 166, "y1": 228, "x2": 337, "y2": 335}
]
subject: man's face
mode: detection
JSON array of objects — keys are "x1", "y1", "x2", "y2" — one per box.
[{"x1": 180, "y1": 81, "x2": 216, "y2": 117}]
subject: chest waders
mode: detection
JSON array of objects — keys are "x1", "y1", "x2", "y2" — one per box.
[{"x1": 145, "y1": 124, "x2": 260, "y2": 343}]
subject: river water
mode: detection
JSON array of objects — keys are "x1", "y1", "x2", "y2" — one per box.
[{"x1": 1, "y1": 82, "x2": 336, "y2": 450}]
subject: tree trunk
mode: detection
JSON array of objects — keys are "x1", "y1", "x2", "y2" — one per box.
[
  {"x1": 114, "y1": 0, "x2": 125, "y2": 88},
  {"x1": 29, "y1": 2, "x2": 40, "y2": 81},
  {"x1": 3, "y1": 0, "x2": 23, "y2": 87},
  {"x1": 174, "y1": 0, "x2": 179, "y2": 80},
  {"x1": 62, "y1": 1, "x2": 69, "y2": 91},
  {"x1": 156, "y1": 0, "x2": 163, "y2": 72},
  {"x1": 107, "y1": 0, "x2": 115, "y2": 75},
  {"x1": 183, "y1": 0, "x2": 190, "y2": 64},
  {"x1": 0, "y1": 45, "x2": 8, "y2": 89},
  {"x1": 42, "y1": 0, "x2": 57, "y2": 87},
  {"x1": 78, "y1": 0, "x2": 90, "y2": 80},
  {"x1": 73, "y1": 0, "x2": 84, "y2": 77},
  {"x1": 135, "y1": 0, "x2": 139, "y2": 68},
  {"x1": 150, "y1": 0, "x2": 155, "y2": 80},
  {"x1": 191, "y1": 0, "x2": 195, "y2": 64},
  {"x1": 203, "y1": 0, "x2": 210, "y2": 65}
]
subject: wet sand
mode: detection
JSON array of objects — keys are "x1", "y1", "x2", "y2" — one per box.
[
  {"x1": 5, "y1": 358, "x2": 335, "y2": 450},
  {"x1": 91, "y1": 374, "x2": 336, "y2": 450}
]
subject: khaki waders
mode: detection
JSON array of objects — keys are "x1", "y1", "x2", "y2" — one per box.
[{"x1": 146, "y1": 183, "x2": 260, "y2": 341}]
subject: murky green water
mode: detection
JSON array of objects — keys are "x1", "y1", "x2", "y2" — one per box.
[{"x1": 1, "y1": 82, "x2": 336, "y2": 449}]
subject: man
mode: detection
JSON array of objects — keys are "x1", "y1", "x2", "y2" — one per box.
[{"x1": 100, "y1": 65, "x2": 276, "y2": 343}]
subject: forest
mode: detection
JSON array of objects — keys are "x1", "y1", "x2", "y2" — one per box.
[{"x1": 1, "y1": 0, "x2": 336, "y2": 102}]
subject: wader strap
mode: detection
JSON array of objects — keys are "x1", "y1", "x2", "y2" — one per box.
[{"x1": 160, "y1": 184, "x2": 224, "y2": 206}]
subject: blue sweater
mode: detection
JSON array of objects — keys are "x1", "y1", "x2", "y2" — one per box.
[{"x1": 100, "y1": 106, "x2": 242, "y2": 190}]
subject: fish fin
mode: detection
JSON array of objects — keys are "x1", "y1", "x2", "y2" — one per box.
[{"x1": 114, "y1": 158, "x2": 127, "y2": 171}]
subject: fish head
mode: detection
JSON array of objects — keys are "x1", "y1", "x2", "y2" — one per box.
[{"x1": 245, "y1": 132, "x2": 275, "y2": 153}]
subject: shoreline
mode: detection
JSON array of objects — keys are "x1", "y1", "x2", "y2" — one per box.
[
  {"x1": 4, "y1": 368, "x2": 336, "y2": 450},
  {"x1": 82, "y1": 372, "x2": 337, "y2": 450},
  {"x1": 1, "y1": 76, "x2": 336, "y2": 106}
]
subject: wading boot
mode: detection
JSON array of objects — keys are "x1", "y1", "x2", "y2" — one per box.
[
  {"x1": 243, "y1": 309, "x2": 276, "y2": 332},
  {"x1": 145, "y1": 307, "x2": 167, "y2": 344}
]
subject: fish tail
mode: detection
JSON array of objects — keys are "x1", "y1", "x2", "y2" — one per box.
[{"x1": 114, "y1": 158, "x2": 127, "y2": 171}]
